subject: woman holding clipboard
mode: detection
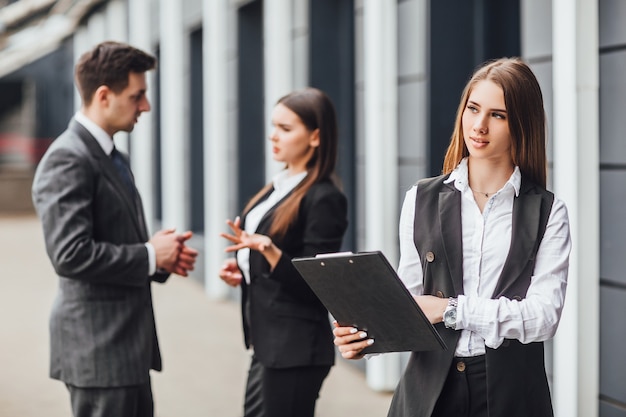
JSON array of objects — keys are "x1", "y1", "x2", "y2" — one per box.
[{"x1": 333, "y1": 58, "x2": 571, "y2": 417}]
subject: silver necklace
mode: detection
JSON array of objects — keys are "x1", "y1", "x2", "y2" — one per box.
[{"x1": 470, "y1": 188, "x2": 494, "y2": 198}]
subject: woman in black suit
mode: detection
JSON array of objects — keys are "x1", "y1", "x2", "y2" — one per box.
[{"x1": 219, "y1": 87, "x2": 348, "y2": 417}]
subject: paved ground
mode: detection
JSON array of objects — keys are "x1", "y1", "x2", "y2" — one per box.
[{"x1": 0, "y1": 214, "x2": 393, "y2": 417}]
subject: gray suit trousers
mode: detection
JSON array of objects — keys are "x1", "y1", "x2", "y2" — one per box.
[{"x1": 67, "y1": 381, "x2": 153, "y2": 417}]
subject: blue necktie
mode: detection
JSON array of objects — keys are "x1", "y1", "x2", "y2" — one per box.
[{"x1": 110, "y1": 147, "x2": 136, "y2": 196}]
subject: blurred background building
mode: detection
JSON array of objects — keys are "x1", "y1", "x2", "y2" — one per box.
[{"x1": 0, "y1": 1, "x2": 623, "y2": 416}]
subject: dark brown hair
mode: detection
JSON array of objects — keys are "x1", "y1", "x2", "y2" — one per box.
[
  {"x1": 443, "y1": 57, "x2": 547, "y2": 188},
  {"x1": 243, "y1": 87, "x2": 339, "y2": 239},
  {"x1": 75, "y1": 41, "x2": 156, "y2": 105}
]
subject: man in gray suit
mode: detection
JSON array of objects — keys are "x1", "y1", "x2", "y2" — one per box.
[{"x1": 32, "y1": 41, "x2": 197, "y2": 417}]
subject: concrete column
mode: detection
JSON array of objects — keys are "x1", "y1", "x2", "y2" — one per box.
[
  {"x1": 105, "y1": 0, "x2": 128, "y2": 42},
  {"x1": 552, "y1": 1, "x2": 599, "y2": 416},
  {"x1": 128, "y1": 0, "x2": 156, "y2": 233},
  {"x1": 203, "y1": 0, "x2": 230, "y2": 298},
  {"x1": 159, "y1": 0, "x2": 188, "y2": 230},
  {"x1": 73, "y1": 11, "x2": 107, "y2": 111},
  {"x1": 292, "y1": 0, "x2": 309, "y2": 90},
  {"x1": 73, "y1": 27, "x2": 91, "y2": 111},
  {"x1": 87, "y1": 12, "x2": 106, "y2": 45},
  {"x1": 263, "y1": 0, "x2": 293, "y2": 180},
  {"x1": 362, "y1": 0, "x2": 400, "y2": 392},
  {"x1": 106, "y1": 0, "x2": 130, "y2": 154}
]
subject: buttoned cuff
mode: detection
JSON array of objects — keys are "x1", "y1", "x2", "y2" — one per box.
[{"x1": 455, "y1": 294, "x2": 467, "y2": 330}]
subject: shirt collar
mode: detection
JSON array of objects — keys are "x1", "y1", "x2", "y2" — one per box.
[
  {"x1": 271, "y1": 170, "x2": 308, "y2": 194},
  {"x1": 74, "y1": 111, "x2": 115, "y2": 156},
  {"x1": 444, "y1": 157, "x2": 521, "y2": 197}
]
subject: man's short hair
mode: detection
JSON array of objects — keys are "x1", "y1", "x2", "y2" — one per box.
[{"x1": 75, "y1": 41, "x2": 157, "y2": 105}]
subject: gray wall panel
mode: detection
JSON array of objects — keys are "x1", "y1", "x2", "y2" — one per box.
[
  {"x1": 600, "y1": 286, "x2": 626, "y2": 406},
  {"x1": 353, "y1": 1, "x2": 366, "y2": 252},
  {"x1": 599, "y1": 0, "x2": 626, "y2": 48},
  {"x1": 398, "y1": 0, "x2": 426, "y2": 77},
  {"x1": 293, "y1": 0, "x2": 309, "y2": 89},
  {"x1": 600, "y1": 401, "x2": 626, "y2": 417},
  {"x1": 600, "y1": 51, "x2": 626, "y2": 165},
  {"x1": 184, "y1": 0, "x2": 202, "y2": 27},
  {"x1": 398, "y1": 82, "x2": 427, "y2": 167},
  {"x1": 600, "y1": 171, "x2": 626, "y2": 284},
  {"x1": 355, "y1": 83, "x2": 366, "y2": 251},
  {"x1": 397, "y1": 0, "x2": 427, "y2": 215},
  {"x1": 354, "y1": 2, "x2": 364, "y2": 85},
  {"x1": 598, "y1": 4, "x2": 626, "y2": 416},
  {"x1": 521, "y1": 0, "x2": 552, "y2": 59},
  {"x1": 293, "y1": 33, "x2": 309, "y2": 90},
  {"x1": 399, "y1": 166, "x2": 417, "y2": 193}
]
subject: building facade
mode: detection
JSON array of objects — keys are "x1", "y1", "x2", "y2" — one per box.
[{"x1": 2, "y1": 0, "x2": 625, "y2": 416}]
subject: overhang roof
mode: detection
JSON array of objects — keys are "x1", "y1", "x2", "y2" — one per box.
[{"x1": 0, "y1": 0, "x2": 108, "y2": 78}]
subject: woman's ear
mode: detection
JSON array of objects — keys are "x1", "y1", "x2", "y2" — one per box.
[{"x1": 309, "y1": 128, "x2": 320, "y2": 148}]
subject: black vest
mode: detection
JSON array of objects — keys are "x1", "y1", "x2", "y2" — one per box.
[{"x1": 388, "y1": 175, "x2": 555, "y2": 417}]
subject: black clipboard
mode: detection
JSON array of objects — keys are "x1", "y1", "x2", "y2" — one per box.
[{"x1": 292, "y1": 251, "x2": 446, "y2": 354}]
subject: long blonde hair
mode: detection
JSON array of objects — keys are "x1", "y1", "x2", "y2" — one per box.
[
  {"x1": 243, "y1": 88, "x2": 339, "y2": 239},
  {"x1": 442, "y1": 57, "x2": 547, "y2": 188}
]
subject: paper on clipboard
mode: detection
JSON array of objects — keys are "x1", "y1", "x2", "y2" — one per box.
[{"x1": 292, "y1": 251, "x2": 446, "y2": 354}]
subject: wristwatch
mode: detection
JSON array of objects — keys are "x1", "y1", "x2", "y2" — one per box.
[{"x1": 443, "y1": 297, "x2": 458, "y2": 330}]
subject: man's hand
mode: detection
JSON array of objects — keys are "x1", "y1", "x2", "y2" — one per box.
[
  {"x1": 150, "y1": 229, "x2": 198, "y2": 276},
  {"x1": 150, "y1": 229, "x2": 181, "y2": 272},
  {"x1": 172, "y1": 231, "x2": 198, "y2": 277}
]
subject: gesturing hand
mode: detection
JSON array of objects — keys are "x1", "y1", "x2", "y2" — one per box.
[{"x1": 220, "y1": 216, "x2": 273, "y2": 253}]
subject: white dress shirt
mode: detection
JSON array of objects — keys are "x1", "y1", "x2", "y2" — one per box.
[
  {"x1": 74, "y1": 112, "x2": 157, "y2": 276},
  {"x1": 398, "y1": 158, "x2": 571, "y2": 357},
  {"x1": 237, "y1": 170, "x2": 307, "y2": 284}
]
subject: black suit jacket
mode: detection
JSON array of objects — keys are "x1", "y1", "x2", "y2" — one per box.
[
  {"x1": 239, "y1": 179, "x2": 348, "y2": 369},
  {"x1": 32, "y1": 119, "x2": 169, "y2": 387}
]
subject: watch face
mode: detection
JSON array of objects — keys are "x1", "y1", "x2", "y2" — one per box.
[{"x1": 444, "y1": 309, "x2": 457, "y2": 328}]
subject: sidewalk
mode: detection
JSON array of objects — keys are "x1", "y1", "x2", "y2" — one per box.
[{"x1": 0, "y1": 214, "x2": 393, "y2": 417}]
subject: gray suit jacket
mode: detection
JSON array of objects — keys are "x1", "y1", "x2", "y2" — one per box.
[{"x1": 32, "y1": 119, "x2": 169, "y2": 388}]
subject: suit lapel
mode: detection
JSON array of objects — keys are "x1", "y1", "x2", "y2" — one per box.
[
  {"x1": 251, "y1": 187, "x2": 293, "y2": 235},
  {"x1": 69, "y1": 120, "x2": 147, "y2": 240},
  {"x1": 134, "y1": 193, "x2": 149, "y2": 240},
  {"x1": 439, "y1": 185, "x2": 465, "y2": 296},
  {"x1": 423, "y1": 176, "x2": 545, "y2": 300}
]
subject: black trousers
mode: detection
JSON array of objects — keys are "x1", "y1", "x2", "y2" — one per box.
[
  {"x1": 431, "y1": 356, "x2": 488, "y2": 417},
  {"x1": 66, "y1": 381, "x2": 153, "y2": 417},
  {"x1": 243, "y1": 355, "x2": 331, "y2": 417}
]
